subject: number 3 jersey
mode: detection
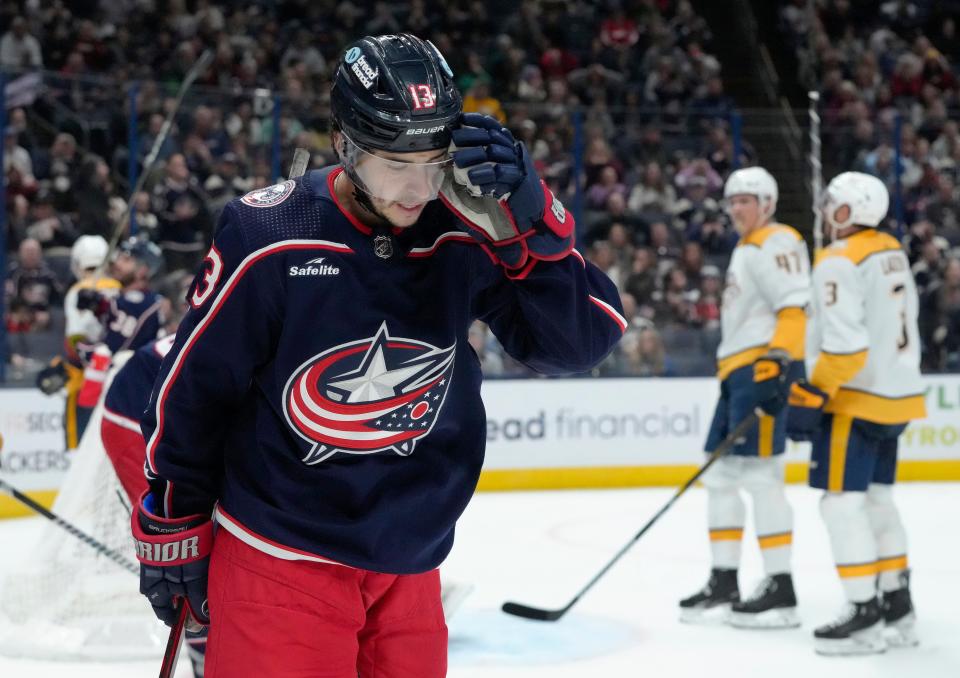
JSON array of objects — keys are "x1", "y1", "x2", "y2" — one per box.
[
  {"x1": 140, "y1": 167, "x2": 626, "y2": 574},
  {"x1": 717, "y1": 224, "x2": 811, "y2": 379},
  {"x1": 806, "y1": 229, "x2": 926, "y2": 424}
]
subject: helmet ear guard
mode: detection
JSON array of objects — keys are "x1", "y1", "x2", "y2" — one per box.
[{"x1": 821, "y1": 172, "x2": 889, "y2": 238}]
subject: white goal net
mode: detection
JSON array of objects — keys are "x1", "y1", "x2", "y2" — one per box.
[{"x1": 0, "y1": 364, "x2": 167, "y2": 660}]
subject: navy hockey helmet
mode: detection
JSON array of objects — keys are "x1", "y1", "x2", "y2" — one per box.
[
  {"x1": 330, "y1": 34, "x2": 462, "y2": 154},
  {"x1": 116, "y1": 237, "x2": 164, "y2": 278}
]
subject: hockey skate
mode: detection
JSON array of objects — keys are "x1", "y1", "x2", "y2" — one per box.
[
  {"x1": 881, "y1": 573, "x2": 918, "y2": 648},
  {"x1": 814, "y1": 599, "x2": 886, "y2": 655},
  {"x1": 679, "y1": 568, "x2": 739, "y2": 624},
  {"x1": 728, "y1": 573, "x2": 800, "y2": 629}
]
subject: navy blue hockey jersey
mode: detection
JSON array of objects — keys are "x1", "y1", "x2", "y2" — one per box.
[
  {"x1": 142, "y1": 167, "x2": 625, "y2": 574},
  {"x1": 104, "y1": 335, "x2": 175, "y2": 424},
  {"x1": 103, "y1": 288, "x2": 165, "y2": 354}
]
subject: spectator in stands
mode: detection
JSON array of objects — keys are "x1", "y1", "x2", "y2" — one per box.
[
  {"x1": 152, "y1": 153, "x2": 212, "y2": 273},
  {"x1": 624, "y1": 247, "x2": 659, "y2": 314},
  {"x1": 653, "y1": 266, "x2": 697, "y2": 327},
  {"x1": 921, "y1": 175, "x2": 960, "y2": 245},
  {"x1": 25, "y1": 190, "x2": 77, "y2": 250},
  {"x1": 588, "y1": 240, "x2": 625, "y2": 292},
  {"x1": 694, "y1": 264, "x2": 722, "y2": 330},
  {"x1": 920, "y1": 256, "x2": 960, "y2": 371},
  {"x1": 585, "y1": 190, "x2": 647, "y2": 244},
  {"x1": 130, "y1": 191, "x2": 160, "y2": 240},
  {"x1": 628, "y1": 161, "x2": 678, "y2": 218},
  {"x1": 462, "y1": 78, "x2": 506, "y2": 122},
  {"x1": 673, "y1": 174, "x2": 721, "y2": 238},
  {"x1": 75, "y1": 157, "x2": 119, "y2": 240},
  {"x1": 691, "y1": 76, "x2": 735, "y2": 128},
  {"x1": 4, "y1": 126, "x2": 33, "y2": 179},
  {"x1": 0, "y1": 17, "x2": 43, "y2": 68},
  {"x1": 204, "y1": 153, "x2": 251, "y2": 220},
  {"x1": 619, "y1": 291, "x2": 640, "y2": 328},
  {"x1": 912, "y1": 236, "x2": 948, "y2": 295},
  {"x1": 649, "y1": 219, "x2": 681, "y2": 264},
  {"x1": 685, "y1": 209, "x2": 737, "y2": 259},
  {"x1": 614, "y1": 324, "x2": 677, "y2": 377},
  {"x1": 6, "y1": 238, "x2": 61, "y2": 330},
  {"x1": 680, "y1": 241, "x2": 706, "y2": 291},
  {"x1": 45, "y1": 132, "x2": 82, "y2": 214},
  {"x1": 586, "y1": 165, "x2": 629, "y2": 210},
  {"x1": 607, "y1": 222, "x2": 636, "y2": 277}
]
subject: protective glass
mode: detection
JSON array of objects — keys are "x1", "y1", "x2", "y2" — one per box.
[{"x1": 340, "y1": 131, "x2": 452, "y2": 203}]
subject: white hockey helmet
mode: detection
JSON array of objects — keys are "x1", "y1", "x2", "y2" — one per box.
[
  {"x1": 70, "y1": 235, "x2": 109, "y2": 278},
  {"x1": 723, "y1": 166, "x2": 778, "y2": 221},
  {"x1": 822, "y1": 171, "x2": 889, "y2": 234}
]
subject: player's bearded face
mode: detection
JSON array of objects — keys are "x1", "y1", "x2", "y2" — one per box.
[{"x1": 111, "y1": 253, "x2": 137, "y2": 285}]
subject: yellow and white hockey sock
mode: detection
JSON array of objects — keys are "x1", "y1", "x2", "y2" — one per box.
[
  {"x1": 866, "y1": 483, "x2": 909, "y2": 592},
  {"x1": 707, "y1": 487, "x2": 745, "y2": 570},
  {"x1": 750, "y1": 485, "x2": 794, "y2": 576},
  {"x1": 820, "y1": 491, "x2": 878, "y2": 602}
]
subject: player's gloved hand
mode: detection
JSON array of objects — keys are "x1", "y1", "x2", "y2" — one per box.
[
  {"x1": 753, "y1": 349, "x2": 791, "y2": 415},
  {"x1": 132, "y1": 491, "x2": 212, "y2": 627},
  {"x1": 36, "y1": 357, "x2": 68, "y2": 395},
  {"x1": 440, "y1": 113, "x2": 574, "y2": 276},
  {"x1": 76, "y1": 288, "x2": 111, "y2": 318},
  {"x1": 785, "y1": 380, "x2": 829, "y2": 441}
]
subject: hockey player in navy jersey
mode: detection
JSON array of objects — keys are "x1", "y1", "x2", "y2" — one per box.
[
  {"x1": 71, "y1": 237, "x2": 167, "y2": 435},
  {"x1": 100, "y1": 335, "x2": 208, "y2": 677},
  {"x1": 132, "y1": 34, "x2": 625, "y2": 677}
]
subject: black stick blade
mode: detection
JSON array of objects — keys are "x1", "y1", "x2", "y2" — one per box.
[{"x1": 501, "y1": 601, "x2": 566, "y2": 622}]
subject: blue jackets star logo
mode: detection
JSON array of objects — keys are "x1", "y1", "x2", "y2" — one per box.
[{"x1": 282, "y1": 322, "x2": 456, "y2": 464}]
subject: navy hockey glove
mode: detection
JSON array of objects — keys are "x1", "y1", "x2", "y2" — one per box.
[
  {"x1": 440, "y1": 113, "x2": 574, "y2": 277},
  {"x1": 132, "y1": 491, "x2": 212, "y2": 627},
  {"x1": 76, "y1": 288, "x2": 111, "y2": 318},
  {"x1": 753, "y1": 349, "x2": 791, "y2": 416},
  {"x1": 785, "y1": 380, "x2": 829, "y2": 441},
  {"x1": 36, "y1": 357, "x2": 68, "y2": 395}
]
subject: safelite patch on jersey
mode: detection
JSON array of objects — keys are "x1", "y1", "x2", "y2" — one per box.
[{"x1": 241, "y1": 180, "x2": 296, "y2": 208}]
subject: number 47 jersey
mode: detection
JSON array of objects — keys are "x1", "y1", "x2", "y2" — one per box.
[
  {"x1": 717, "y1": 224, "x2": 810, "y2": 378},
  {"x1": 806, "y1": 230, "x2": 926, "y2": 424}
]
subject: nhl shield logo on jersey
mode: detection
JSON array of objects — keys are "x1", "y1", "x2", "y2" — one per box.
[
  {"x1": 241, "y1": 180, "x2": 296, "y2": 208},
  {"x1": 282, "y1": 322, "x2": 456, "y2": 465},
  {"x1": 374, "y1": 234, "x2": 394, "y2": 259}
]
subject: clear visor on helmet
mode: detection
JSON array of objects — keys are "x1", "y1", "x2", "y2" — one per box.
[{"x1": 340, "y1": 131, "x2": 452, "y2": 204}]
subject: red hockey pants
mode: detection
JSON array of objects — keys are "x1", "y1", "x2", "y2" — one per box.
[{"x1": 204, "y1": 529, "x2": 448, "y2": 677}]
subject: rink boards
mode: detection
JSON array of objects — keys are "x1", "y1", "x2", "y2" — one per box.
[{"x1": 2, "y1": 376, "x2": 960, "y2": 516}]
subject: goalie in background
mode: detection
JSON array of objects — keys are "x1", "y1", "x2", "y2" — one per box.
[
  {"x1": 786, "y1": 172, "x2": 925, "y2": 655},
  {"x1": 679, "y1": 167, "x2": 811, "y2": 629}
]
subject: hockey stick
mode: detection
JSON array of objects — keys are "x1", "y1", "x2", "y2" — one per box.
[
  {"x1": 501, "y1": 411, "x2": 759, "y2": 622},
  {"x1": 97, "y1": 49, "x2": 215, "y2": 275},
  {"x1": 0, "y1": 458, "x2": 139, "y2": 575},
  {"x1": 159, "y1": 602, "x2": 189, "y2": 678},
  {"x1": 288, "y1": 147, "x2": 310, "y2": 179}
]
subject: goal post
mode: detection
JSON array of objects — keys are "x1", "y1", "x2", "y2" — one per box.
[{"x1": 0, "y1": 360, "x2": 167, "y2": 660}]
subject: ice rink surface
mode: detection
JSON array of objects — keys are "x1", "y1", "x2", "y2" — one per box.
[{"x1": 0, "y1": 483, "x2": 957, "y2": 677}]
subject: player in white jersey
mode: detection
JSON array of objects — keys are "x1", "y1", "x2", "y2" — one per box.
[
  {"x1": 35, "y1": 235, "x2": 122, "y2": 449},
  {"x1": 680, "y1": 167, "x2": 811, "y2": 628},
  {"x1": 786, "y1": 172, "x2": 926, "y2": 655}
]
